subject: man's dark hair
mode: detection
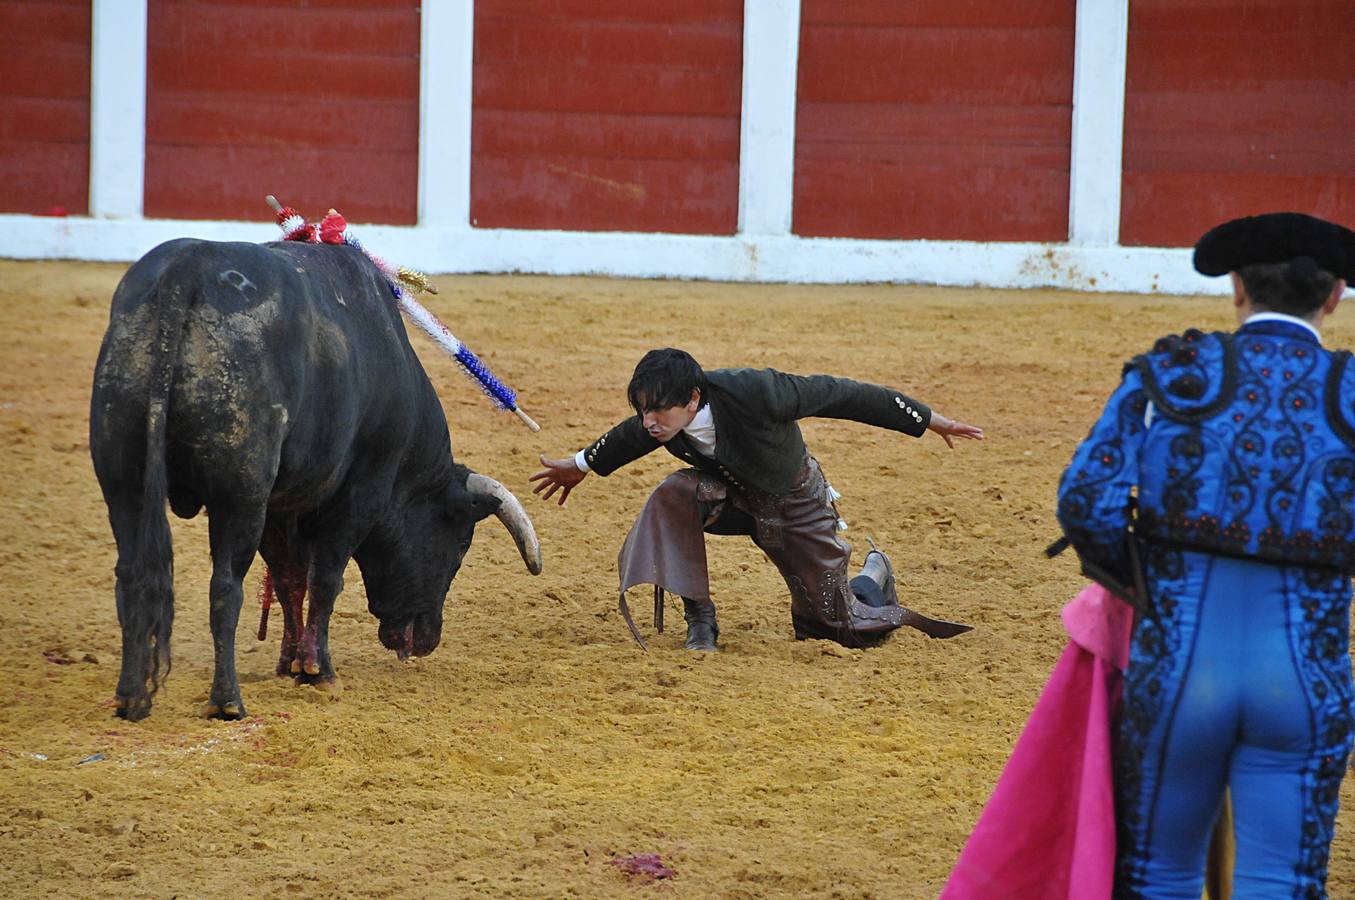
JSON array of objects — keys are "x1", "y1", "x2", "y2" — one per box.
[
  {"x1": 1238, "y1": 258, "x2": 1338, "y2": 317},
  {"x1": 627, "y1": 348, "x2": 708, "y2": 414}
]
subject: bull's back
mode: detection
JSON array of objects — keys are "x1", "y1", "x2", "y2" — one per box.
[{"x1": 92, "y1": 239, "x2": 425, "y2": 513}]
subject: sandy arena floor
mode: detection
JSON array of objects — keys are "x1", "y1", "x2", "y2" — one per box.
[{"x1": 1, "y1": 258, "x2": 1352, "y2": 897}]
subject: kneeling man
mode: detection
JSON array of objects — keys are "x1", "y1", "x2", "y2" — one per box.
[{"x1": 532, "y1": 348, "x2": 982, "y2": 650}]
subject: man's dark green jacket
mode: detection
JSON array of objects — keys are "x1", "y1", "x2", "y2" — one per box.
[{"x1": 583, "y1": 367, "x2": 932, "y2": 495}]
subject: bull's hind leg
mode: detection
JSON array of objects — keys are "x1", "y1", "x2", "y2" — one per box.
[
  {"x1": 113, "y1": 564, "x2": 151, "y2": 719},
  {"x1": 293, "y1": 556, "x2": 346, "y2": 688},
  {"x1": 204, "y1": 503, "x2": 267, "y2": 719},
  {"x1": 257, "y1": 526, "x2": 309, "y2": 678},
  {"x1": 268, "y1": 562, "x2": 309, "y2": 679},
  {"x1": 100, "y1": 490, "x2": 172, "y2": 721},
  {"x1": 109, "y1": 512, "x2": 159, "y2": 720}
]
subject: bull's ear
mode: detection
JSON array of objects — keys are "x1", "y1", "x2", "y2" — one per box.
[{"x1": 445, "y1": 483, "x2": 501, "y2": 524}]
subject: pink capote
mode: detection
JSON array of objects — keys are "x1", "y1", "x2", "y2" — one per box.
[{"x1": 941, "y1": 585, "x2": 1133, "y2": 900}]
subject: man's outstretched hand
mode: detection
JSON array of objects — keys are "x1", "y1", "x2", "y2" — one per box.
[
  {"x1": 928, "y1": 413, "x2": 984, "y2": 449},
  {"x1": 530, "y1": 454, "x2": 588, "y2": 505}
]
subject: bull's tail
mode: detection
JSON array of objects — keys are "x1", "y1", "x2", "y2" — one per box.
[{"x1": 119, "y1": 270, "x2": 194, "y2": 719}]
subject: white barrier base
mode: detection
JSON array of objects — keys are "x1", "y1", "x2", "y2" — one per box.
[{"x1": 0, "y1": 215, "x2": 1222, "y2": 296}]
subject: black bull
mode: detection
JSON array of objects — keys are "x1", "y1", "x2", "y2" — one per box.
[{"x1": 90, "y1": 238, "x2": 541, "y2": 721}]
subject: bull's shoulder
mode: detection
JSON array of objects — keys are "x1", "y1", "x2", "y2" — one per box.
[
  {"x1": 258, "y1": 242, "x2": 400, "y2": 317},
  {"x1": 260, "y1": 240, "x2": 382, "y2": 284}
]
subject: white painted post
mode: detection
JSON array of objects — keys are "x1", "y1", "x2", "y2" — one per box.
[
  {"x1": 1068, "y1": 0, "x2": 1130, "y2": 246},
  {"x1": 738, "y1": 0, "x2": 801, "y2": 236},
  {"x1": 418, "y1": 0, "x2": 474, "y2": 228},
  {"x1": 89, "y1": 0, "x2": 148, "y2": 219}
]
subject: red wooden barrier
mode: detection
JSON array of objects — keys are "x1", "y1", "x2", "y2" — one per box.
[
  {"x1": 471, "y1": 0, "x2": 743, "y2": 234},
  {"x1": 794, "y1": 1, "x2": 1075, "y2": 242},
  {"x1": 1121, "y1": 1, "x2": 1355, "y2": 247},
  {"x1": 0, "y1": 0, "x2": 91, "y2": 216},
  {"x1": 144, "y1": 0, "x2": 420, "y2": 224}
]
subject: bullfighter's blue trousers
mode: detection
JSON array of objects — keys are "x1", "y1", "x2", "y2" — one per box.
[{"x1": 1114, "y1": 550, "x2": 1353, "y2": 899}]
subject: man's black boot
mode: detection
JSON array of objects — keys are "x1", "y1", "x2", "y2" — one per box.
[
  {"x1": 682, "y1": 597, "x2": 719, "y2": 651},
  {"x1": 854, "y1": 539, "x2": 898, "y2": 607}
]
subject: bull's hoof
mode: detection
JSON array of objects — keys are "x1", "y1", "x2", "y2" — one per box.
[
  {"x1": 293, "y1": 672, "x2": 341, "y2": 692},
  {"x1": 204, "y1": 701, "x2": 247, "y2": 720},
  {"x1": 288, "y1": 655, "x2": 323, "y2": 676},
  {"x1": 114, "y1": 701, "x2": 151, "y2": 722},
  {"x1": 113, "y1": 692, "x2": 152, "y2": 721}
]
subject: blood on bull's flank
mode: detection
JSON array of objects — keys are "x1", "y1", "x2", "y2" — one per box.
[{"x1": 89, "y1": 237, "x2": 542, "y2": 721}]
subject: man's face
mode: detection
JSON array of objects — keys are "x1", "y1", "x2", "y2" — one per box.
[{"x1": 640, "y1": 390, "x2": 700, "y2": 442}]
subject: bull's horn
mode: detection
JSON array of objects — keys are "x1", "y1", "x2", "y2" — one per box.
[{"x1": 466, "y1": 473, "x2": 543, "y2": 575}]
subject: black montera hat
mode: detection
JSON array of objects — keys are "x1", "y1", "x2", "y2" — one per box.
[{"x1": 1193, "y1": 212, "x2": 1355, "y2": 282}]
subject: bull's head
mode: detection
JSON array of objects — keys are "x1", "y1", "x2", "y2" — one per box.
[{"x1": 357, "y1": 465, "x2": 541, "y2": 659}]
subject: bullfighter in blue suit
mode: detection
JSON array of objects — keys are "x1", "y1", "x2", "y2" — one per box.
[{"x1": 1057, "y1": 213, "x2": 1355, "y2": 898}]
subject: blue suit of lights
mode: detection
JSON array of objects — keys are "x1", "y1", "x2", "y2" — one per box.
[{"x1": 1058, "y1": 318, "x2": 1355, "y2": 898}]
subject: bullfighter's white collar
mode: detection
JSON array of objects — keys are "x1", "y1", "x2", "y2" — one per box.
[{"x1": 1244, "y1": 311, "x2": 1322, "y2": 345}]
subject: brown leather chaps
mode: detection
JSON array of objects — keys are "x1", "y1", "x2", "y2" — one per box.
[{"x1": 617, "y1": 455, "x2": 912, "y2": 647}]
